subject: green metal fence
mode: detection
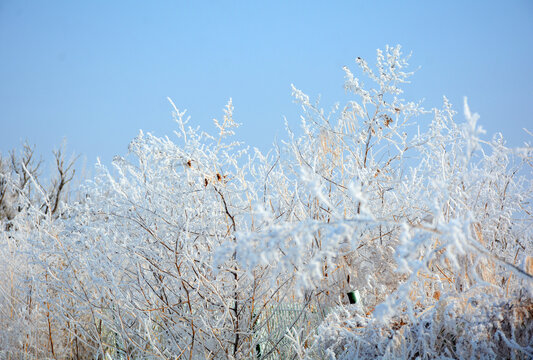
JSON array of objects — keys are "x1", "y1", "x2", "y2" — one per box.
[
  {"x1": 252, "y1": 303, "x2": 330, "y2": 360},
  {"x1": 252, "y1": 291, "x2": 362, "y2": 359}
]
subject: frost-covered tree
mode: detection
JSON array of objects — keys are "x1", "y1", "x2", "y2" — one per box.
[
  {"x1": 0, "y1": 143, "x2": 77, "y2": 223},
  {"x1": 0, "y1": 143, "x2": 78, "y2": 359}
]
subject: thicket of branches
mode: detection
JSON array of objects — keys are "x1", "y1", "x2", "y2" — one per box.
[{"x1": 1, "y1": 46, "x2": 532, "y2": 359}]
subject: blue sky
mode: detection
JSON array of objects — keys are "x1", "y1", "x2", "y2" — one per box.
[{"x1": 1, "y1": 1, "x2": 532, "y2": 171}]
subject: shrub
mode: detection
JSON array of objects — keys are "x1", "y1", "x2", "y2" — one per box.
[{"x1": 1, "y1": 45, "x2": 531, "y2": 359}]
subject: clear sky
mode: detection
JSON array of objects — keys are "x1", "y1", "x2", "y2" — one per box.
[{"x1": 1, "y1": 1, "x2": 532, "y2": 172}]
